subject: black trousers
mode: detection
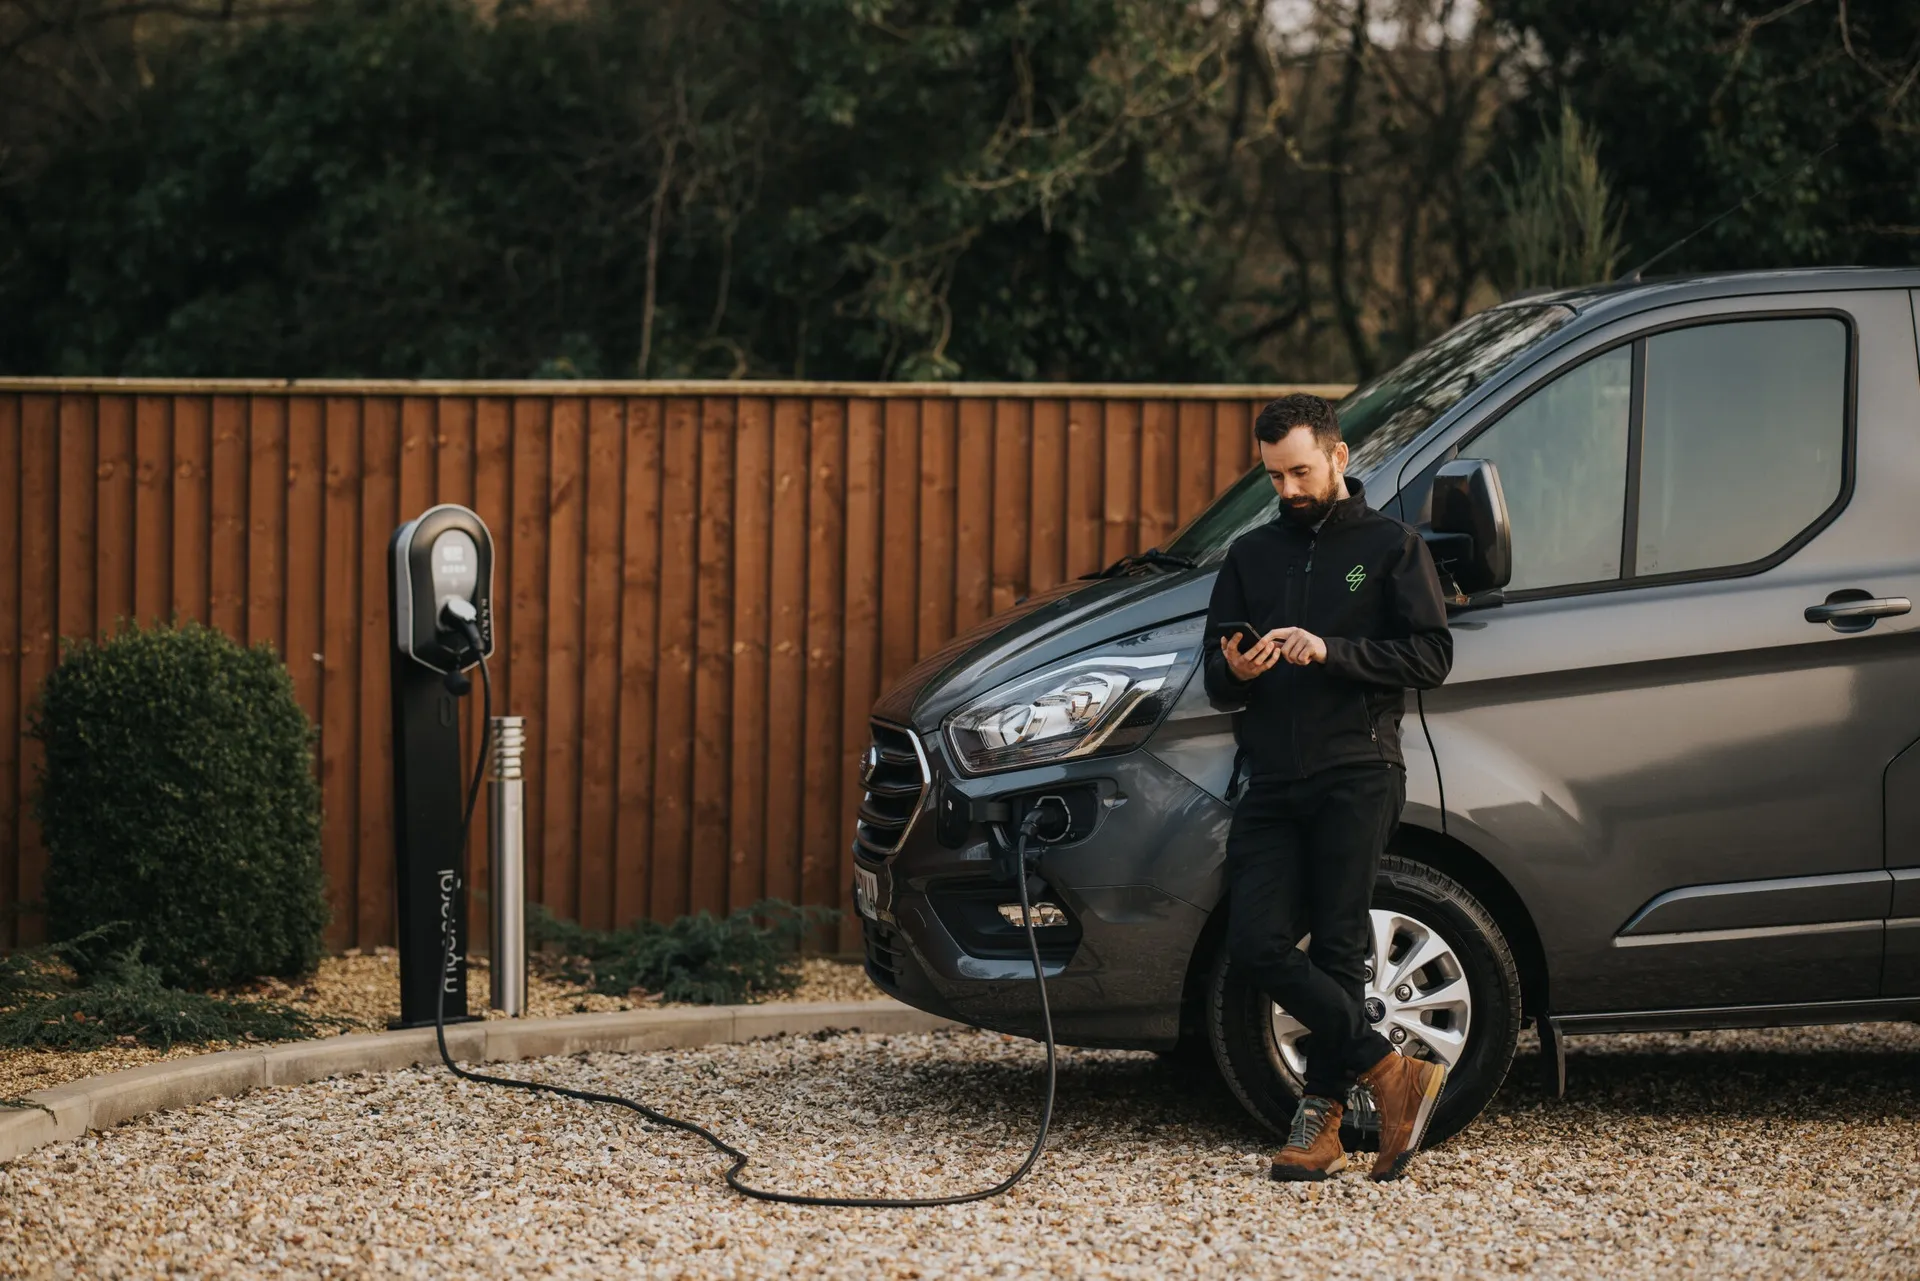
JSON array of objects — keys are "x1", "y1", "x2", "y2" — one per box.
[{"x1": 1225, "y1": 762, "x2": 1404, "y2": 1100}]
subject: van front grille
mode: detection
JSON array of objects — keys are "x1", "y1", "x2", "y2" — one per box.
[
  {"x1": 862, "y1": 917, "x2": 905, "y2": 991},
  {"x1": 855, "y1": 721, "x2": 930, "y2": 858}
]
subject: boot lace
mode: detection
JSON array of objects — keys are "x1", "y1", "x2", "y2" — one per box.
[{"x1": 1287, "y1": 1097, "x2": 1335, "y2": 1150}]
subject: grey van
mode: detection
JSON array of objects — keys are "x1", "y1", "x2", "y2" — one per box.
[{"x1": 851, "y1": 268, "x2": 1920, "y2": 1147}]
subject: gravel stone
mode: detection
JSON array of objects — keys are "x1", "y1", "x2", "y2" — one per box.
[{"x1": 3, "y1": 1020, "x2": 1916, "y2": 1278}]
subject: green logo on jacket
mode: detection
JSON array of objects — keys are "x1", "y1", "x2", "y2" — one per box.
[{"x1": 1346, "y1": 564, "x2": 1367, "y2": 592}]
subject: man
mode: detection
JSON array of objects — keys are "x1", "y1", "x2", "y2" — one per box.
[{"x1": 1203, "y1": 392, "x2": 1454, "y2": 1183}]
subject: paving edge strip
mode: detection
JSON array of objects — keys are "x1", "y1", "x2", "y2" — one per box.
[{"x1": 0, "y1": 999, "x2": 955, "y2": 1165}]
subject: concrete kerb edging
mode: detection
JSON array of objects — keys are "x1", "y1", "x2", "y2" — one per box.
[{"x1": 0, "y1": 999, "x2": 955, "y2": 1165}]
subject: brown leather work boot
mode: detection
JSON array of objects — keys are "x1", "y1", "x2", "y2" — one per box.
[
  {"x1": 1359, "y1": 1049, "x2": 1448, "y2": 1181},
  {"x1": 1269, "y1": 1096, "x2": 1347, "y2": 1182}
]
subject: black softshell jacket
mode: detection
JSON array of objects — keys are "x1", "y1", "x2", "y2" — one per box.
[{"x1": 1202, "y1": 477, "x2": 1453, "y2": 781}]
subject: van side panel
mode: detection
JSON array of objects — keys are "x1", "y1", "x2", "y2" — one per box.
[{"x1": 1420, "y1": 289, "x2": 1920, "y2": 1014}]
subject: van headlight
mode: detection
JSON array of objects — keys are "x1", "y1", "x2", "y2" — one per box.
[{"x1": 944, "y1": 627, "x2": 1198, "y2": 775}]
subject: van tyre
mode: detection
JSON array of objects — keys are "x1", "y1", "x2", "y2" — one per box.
[{"x1": 1204, "y1": 854, "x2": 1521, "y2": 1151}]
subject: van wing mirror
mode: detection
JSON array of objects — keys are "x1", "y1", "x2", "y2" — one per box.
[{"x1": 1421, "y1": 458, "x2": 1511, "y2": 606}]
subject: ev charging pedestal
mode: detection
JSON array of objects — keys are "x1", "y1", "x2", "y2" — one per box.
[{"x1": 388, "y1": 504, "x2": 495, "y2": 1030}]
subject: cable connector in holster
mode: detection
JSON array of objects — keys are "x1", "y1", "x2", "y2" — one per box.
[{"x1": 980, "y1": 795, "x2": 1071, "y2": 884}]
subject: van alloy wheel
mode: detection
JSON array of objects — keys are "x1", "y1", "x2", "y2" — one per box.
[
  {"x1": 1268, "y1": 908, "x2": 1474, "y2": 1129},
  {"x1": 1205, "y1": 855, "x2": 1522, "y2": 1152}
]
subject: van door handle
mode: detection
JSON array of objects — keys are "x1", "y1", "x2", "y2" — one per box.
[{"x1": 1804, "y1": 595, "x2": 1911, "y2": 629}]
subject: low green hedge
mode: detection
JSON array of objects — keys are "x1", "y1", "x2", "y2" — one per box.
[
  {"x1": 529, "y1": 899, "x2": 841, "y2": 1005},
  {"x1": 29, "y1": 622, "x2": 329, "y2": 990}
]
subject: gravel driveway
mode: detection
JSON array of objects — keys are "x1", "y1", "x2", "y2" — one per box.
[{"x1": 3, "y1": 1021, "x2": 1915, "y2": 1279}]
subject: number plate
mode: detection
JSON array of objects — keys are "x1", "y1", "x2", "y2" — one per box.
[{"x1": 854, "y1": 867, "x2": 881, "y2": 919}]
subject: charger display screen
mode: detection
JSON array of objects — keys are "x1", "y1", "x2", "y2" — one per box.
[{"x1": 431, "y1": 531, "x2": 480, "y2": 615}]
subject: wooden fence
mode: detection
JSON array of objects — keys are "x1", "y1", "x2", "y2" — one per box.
[{"x1": 0, "y1": 379, "x2": 1342, "y2": 953}]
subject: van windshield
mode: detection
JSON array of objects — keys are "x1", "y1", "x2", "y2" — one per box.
[{"x1": 1164, "y1": 302, "x2": 1575, "y2": 563}]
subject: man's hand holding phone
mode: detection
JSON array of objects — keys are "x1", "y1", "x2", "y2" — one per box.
[
  {"x1": 1218, "y1": 622, "x2": 1278, "y2": 681},
  {"x1": 1218, "y1": 622, "x2": 1329, "y2": 680}
]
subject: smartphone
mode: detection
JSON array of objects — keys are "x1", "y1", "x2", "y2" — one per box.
[{"x1": 1208, "y1": 620, "x2": 1263, "y2": 648}]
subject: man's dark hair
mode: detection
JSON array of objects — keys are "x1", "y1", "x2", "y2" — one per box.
[{"x1": 1254, "y1": 393, "x2": 1341, "y2": 453}]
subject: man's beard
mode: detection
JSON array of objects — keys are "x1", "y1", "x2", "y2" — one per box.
[{"x1": 1279, "y1": 486, "x2": 1338, "y2": 527}]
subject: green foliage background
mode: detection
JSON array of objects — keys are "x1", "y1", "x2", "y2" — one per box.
[
  {"x1": 28, "y1": 623, "x2": 329, "y2": 990},
  {"x1": 1495, "y1": 0, "x2": 1920, "y2": 279},
  {"x1": 1, "y1": 0, "x2": 1237, "y2": 383},
  {"x1": 1, "y1": 0, "x2": 1915, "y2": 383}
]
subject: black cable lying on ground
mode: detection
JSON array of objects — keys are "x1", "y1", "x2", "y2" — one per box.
[{"x1": 432, "y1": 640, "x2": 1062, "y2": 1207}]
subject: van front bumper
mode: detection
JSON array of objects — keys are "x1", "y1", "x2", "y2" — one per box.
[{"x1": 849, "y1": 720, "x2": 1232, "y2": 1051}]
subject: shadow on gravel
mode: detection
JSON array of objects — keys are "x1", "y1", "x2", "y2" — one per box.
[
  {"x1": 703, "y1": 1021, "x2": 1919, "y2": 1160},
  {"x1": 723, "y1": 1029, "x2": 1261, "y2": 1142},
  {"x1": 1487, "y1": 1023, "x2": 1920, "y2": 1124}
]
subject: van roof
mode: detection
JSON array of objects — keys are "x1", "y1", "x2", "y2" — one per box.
[{"x1": 1508, "y1": 266, "x2": 1920, "y2": 315}]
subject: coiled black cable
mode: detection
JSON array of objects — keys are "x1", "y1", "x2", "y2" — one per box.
[{"x1": 433, "y1": 643, "x2": 1061, "y2": 1206}]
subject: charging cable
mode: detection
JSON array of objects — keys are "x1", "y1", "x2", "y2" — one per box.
[{"x1": 430, "y1": 610, "x2": 1066, "y2": 1206}]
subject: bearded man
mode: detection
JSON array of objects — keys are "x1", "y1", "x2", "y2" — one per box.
[{"x1": 1203, "y1": 392, "x2": 1455, "y2": 1182}]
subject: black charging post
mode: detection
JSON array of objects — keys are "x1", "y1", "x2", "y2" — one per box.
[{"x1": 388, "y1": 504, "x2": 495, "y2": 1030}]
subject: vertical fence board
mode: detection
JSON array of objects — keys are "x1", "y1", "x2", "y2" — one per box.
[
  {"x1": 650, "y1": 398, "x2": 699, "y2": 922},
  {"x1": 508, "y1": 398, "x2": 552, "y2": 911},
  {"x1": 0, "y1": 399, "x2": 20, "y2": 946},
  {"x1": 990, "y1": 399, "x2": 1031, "y2": 615},
  {"x1": 95, "y1": 397, "x2": 135, "y2": 635},
  {"x1": 209, "y1": 396, "x2": 248, "y2": 637},
  {"x1": 540, "y1": 399, "x2": 586, "y2": 922},
  {"x1": 1029, "y1": 399, "x2": 1067, "y2": 593},
  {"x1": 879, "y1": 398, "x2": 919, "y2": 691},
  {"x1": 727, "y1": 398, "x2": 772, "y2": 911},
  {"x1": 764, "y1": 399, "x2": 809, "y2": 908},
  {"x1": 915, "y1": 400, "x2": 956, "y2": 661},
  {"x1": 577, "y1": 399, "x2": 625, "y2": 929},
  {"x1": 799, "y1": 400, "x2": 845, "y2": 927},
  {"x1": 469, "y1": 398, "x2": 511, "y2": 940},
  {"x1": 1065, "y1": 399, "x2": 1104, "y2": 578},
  {"x1": 470, "y1": 395, "x2": 510, "y2": 925},
  {"x1": 1102, "y1": 401, "x2": 1142, "y2": 566},
  {"x1": 1140, "y1": 400, "x2": 1178, "y2": 552},
  {"x1": 1214, "y1": 399, "x2": 1251, "y2": 492},
  {"x1": 356, "y1": 399, "x2": 400, "y2": 947},
  {"x1": 284, "y1": 399, "x2": 325, "y2": 729},
  {"x1": 1176, "y1": 401, "x2": 1216, "y2": 528},
  {"x1": 171, "y1": 397, "x2": 211, "y2": 625},
  {"x1": 56, "y1": 397, "x2": 97, "y2": 646},
  {"x1": 436, "y1": 399, "x2": 476, "y2": 506},
  {"x1": 246, "y1": 398, "x2": 288, "y2": 653},
  {"x1": 615, "y1": 399, "x2": 663, "y2": 926},
  {"x1": 14, "y1": 398, "x2": 56, "y2": 944},
  {"x1": 133, "y1": 397, "x2": 173, "y2": 626},
  {"x1": 838, "y1": 399, "x2": 881, "y2": 952},
  {"x1": 397, "y1": 399, "x2": 436, "y2": 519},
  {"x1": 319, "y1": 398, "x2": 362, "y2": 949},
  {"x1": 953, "y1": 399, "x2": 994, "y2": 634},
  {"x1": 689, "y1": 397, "x2": 736, "y2": 919},
  {"x1": 473, "y1": 399, "x2": 513, "y2": 717}
]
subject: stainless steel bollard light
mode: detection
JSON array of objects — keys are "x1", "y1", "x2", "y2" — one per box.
[{"x1": 488, "y1": 716, "x2": 528, "y2": 1017}]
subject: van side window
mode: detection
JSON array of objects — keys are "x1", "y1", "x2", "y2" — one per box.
[
  {"x1": 1636, "y1": 318, "x2": 1847, "y2": 576},
  {"x1": 1462, "y1": 346, "x2": 1631, "y2": 592}
]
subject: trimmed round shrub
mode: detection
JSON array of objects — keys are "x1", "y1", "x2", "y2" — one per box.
[{"x1": 29, "y1": 622, "x2": 328, "y2": 989}]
